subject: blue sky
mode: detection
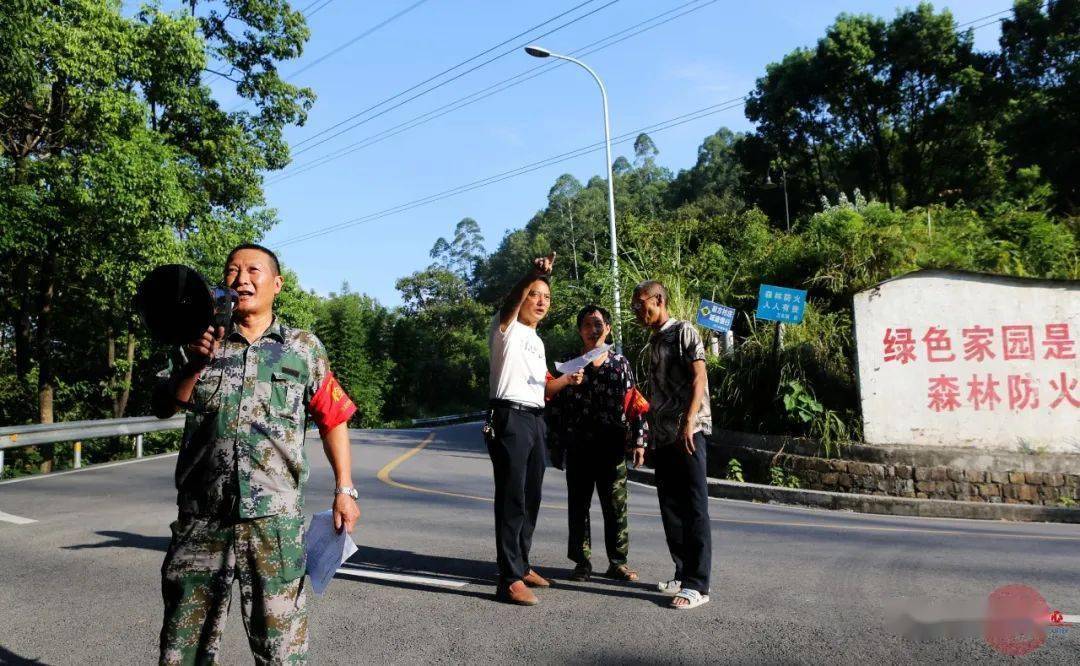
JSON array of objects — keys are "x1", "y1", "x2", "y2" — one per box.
[{"x1": 208, "y1": 0, "x2": 1010, "y2": 306}]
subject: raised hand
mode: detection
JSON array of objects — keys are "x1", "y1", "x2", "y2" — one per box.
[{"x1": 532, "y1": 251, "x2": 556, "y2": 277}]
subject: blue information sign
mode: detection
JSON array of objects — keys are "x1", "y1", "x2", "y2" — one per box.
[
  {"x1": 696, "y1": 299, "x2": 736, "y2": 332},
  {"x1": 756, "y1": 284, "x2": 807, "y2": 324}
]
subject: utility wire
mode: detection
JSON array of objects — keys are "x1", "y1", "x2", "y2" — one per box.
[
  {"x1": 302, "y1": 0, "x2": 337, "y2": 20},
  {"x1": 269, "y1": 0, "x2": 718, "y2": 184},
  {"x1": 274, "y1": 95, "x2": 746, "y2": 248},
  {"x1": 289, "y1": 0, "x2": 432, "y2": 80},
  {"x1": 290, "y1": 0, "x2": 620, "y2": 153},
  {"x1": 271, "y1": 2, "x2": 1026, "y2": 248},
  {"x1": 205, "y1": 0, "x2": 343, "y2": 85}
]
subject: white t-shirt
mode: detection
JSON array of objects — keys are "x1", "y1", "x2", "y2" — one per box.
[{"x1": 488, "y1": 314, "x2": 547, "y2": 408}]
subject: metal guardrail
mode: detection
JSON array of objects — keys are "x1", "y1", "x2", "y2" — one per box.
[
  {"x1": 0, "y1": 415, "x2": 185, "y2": 477},
  {"x1": 409, "y1": 411, "x2": 486, "y2": 427},
  {"x1": 0, "y1": 409, "x2": 483, "y2": 478}
]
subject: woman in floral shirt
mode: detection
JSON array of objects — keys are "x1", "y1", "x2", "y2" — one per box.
[{"x1": 547, "y1": 305, "x2": 649, "y2": 582}]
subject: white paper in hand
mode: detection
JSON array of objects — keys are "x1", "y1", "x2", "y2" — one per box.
[
  {"x1": 554, "y1": 344, "x2": 612, "y2": 376},
  {"x1": 304, "y1": 510, "x2": 358, "y2": 596}
]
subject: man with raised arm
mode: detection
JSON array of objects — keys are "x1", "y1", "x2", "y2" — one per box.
[
  {"x1": 151, "y1": 243, "x2": 360, "y2": 664},
  {"x1": 485, "y1": 252, "x2": 583, "y2": 606}
]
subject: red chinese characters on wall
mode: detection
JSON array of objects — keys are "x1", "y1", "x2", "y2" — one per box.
[
  {"x1": 1002, "y1": 325, "x2": 1035, "y2": 360},
  {"x1": 927, "y1": 375, "x2": 962, "y2": 412},
  {"x1": 1043, "y1": 324, "x2": 1077, "y2": 360},
  {"x1": 880, "y1": 324, "x2": 1078, "y2": 412},
  {"x1": 1006, "y1": 374, "x2": 1039, "y2": 410},
  {"x1": 882, "y1": 328, "x2": 916, "y2": 364},
  {"x1": 962, "y1": 326, "x2": 995, "y2": 362},
  {"x1": 922, "y1": 326, "x2": 956, "y2": 362}
]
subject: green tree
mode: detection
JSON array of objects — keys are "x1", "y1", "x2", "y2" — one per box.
[
  {"x1": 668, "y1": 128, "x2": 746, "y2": 206},
  {"x1": 999, "y1": 0, "x2": 1080, "y2": 213},
  {"x1": 313, "y1": 286, "x2": 393, "y2": 428},
  {"x1": 744, "y1": 3, "x2": 1002, "y2": 213},
  {"x1": 429, "y1": 217, "x2": 486, "y2": 280},
  {"x1": 548, "y1": 174, "x2": 584, "y2": 280},
  {"x1": 0, "y1": 1, "x2": 314, "y2": 470}
]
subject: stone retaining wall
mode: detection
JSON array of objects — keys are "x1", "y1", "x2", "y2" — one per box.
[{"x1": 712, "y1": 432, "x2": 1080, "y2": 506}]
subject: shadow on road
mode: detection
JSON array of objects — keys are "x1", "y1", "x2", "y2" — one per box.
[
  {"x1": 344, "y1": 545, "x2": 493, "y2": 582},
  {"x1": 62, "y1": 530, "x2": 169, "y2": 553},
  {"x1": 0, "y1": 645, "x2": 47, "y2": 664},
  {"x1": 339, "y1": 546, "x2": 664, "y2": 604}
]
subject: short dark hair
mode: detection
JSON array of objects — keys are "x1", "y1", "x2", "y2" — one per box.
[
  {"x1": 226, "y1": 243, "x2": 280, "y2": 275},
  {"x1": 634, "y1": 279, "x2": 668, "y2": 305},
  {"x1": 577, "y1": 304, "x2": 611, "y2": 328}
]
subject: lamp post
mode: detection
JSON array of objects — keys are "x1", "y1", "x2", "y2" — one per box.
[
  {"x1": 763, "y1": 164, "x2": 790, "y2": 232},
  {"x1": 525, "y1": 45, "x2": 622, "y2": 352}
]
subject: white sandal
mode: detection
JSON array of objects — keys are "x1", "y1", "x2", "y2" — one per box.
[
  {"x1": 671, "y1": 588, "x2": 709, "y2": 610},
  {"x1": 657, "y1": 579, "x2": 682, "y2": 595}
]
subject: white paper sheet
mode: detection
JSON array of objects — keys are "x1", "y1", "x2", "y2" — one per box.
[
  {"x1": 554, "y1": 344, "x2": 612, "y2": 375},
  {"x1": 304, "y1": 509, "x2": 358, "y2": 596}
]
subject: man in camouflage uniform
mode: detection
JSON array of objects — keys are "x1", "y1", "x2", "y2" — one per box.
[
  {"x1": 547, "y1": 305, "x2": 648, "y2": 583},
  {"x1": 152, "y1": 244, "x2": 360, "y2": 665}
]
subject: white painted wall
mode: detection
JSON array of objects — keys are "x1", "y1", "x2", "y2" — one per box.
[{"x1": 854, "y1": 271, "x2": 1080, "y2": 452}]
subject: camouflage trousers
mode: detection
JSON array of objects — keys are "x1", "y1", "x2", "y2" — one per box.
[
  {"x1": 159, "y1": 513, "x2": 308, "y2": 666},
  {"x1": 565, "y1": 431, "x2": 630, "y2": 569}
]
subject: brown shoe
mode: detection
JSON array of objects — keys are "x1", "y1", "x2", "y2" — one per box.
[
  {"x1": 523, "y1": 569, "x2": 551, "y2": 588},
  {"x1": 604, "y1": 564, "x2": 639, "y2": 582},
  {"x1": 496, "y1": 580, "x2": 538, "y2": 606}
]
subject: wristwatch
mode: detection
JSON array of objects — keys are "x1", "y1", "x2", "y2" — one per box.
[{"x1": 334, "y1": 486, "x2": 358, "y2": 499}]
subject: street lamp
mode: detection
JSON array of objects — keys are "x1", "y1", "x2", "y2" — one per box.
[
  {"x1": 763, "y1": 164, "x2": 790, "y2": 232},
  {"x1": 525, "y1": 45, "x2": 622, "y2": 353}
]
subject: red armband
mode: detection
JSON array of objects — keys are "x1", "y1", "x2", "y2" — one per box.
[
  {"x1": 308, "y1": 371, "x2": 357, "y2": 436},
  {"x1": 623, "y1": 386, "x2": 650, "y2": 420},
  {"x1": 545, "y1": 371, "x2": 556, "y2": 402}
]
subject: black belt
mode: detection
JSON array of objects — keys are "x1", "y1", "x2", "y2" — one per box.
[{"x1": 489, "y1": 399, "x2": 544, "y2": 416}]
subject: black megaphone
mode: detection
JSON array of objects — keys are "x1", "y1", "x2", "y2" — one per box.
[{"x1": 135, "y1": 265, "x2": 239, "y2": 345}]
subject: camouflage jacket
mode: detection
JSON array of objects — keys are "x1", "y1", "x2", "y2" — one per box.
[{"x1": 157, "y1": 319, "x2": 351, "y2": 519}]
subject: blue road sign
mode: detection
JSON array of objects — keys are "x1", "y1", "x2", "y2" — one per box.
[
  {"x1": 756, "y1": 284, "x2": 807, "y2": 324},
  {"x1": 696, "y1": 299, "x2": 736, "y2": 332}
]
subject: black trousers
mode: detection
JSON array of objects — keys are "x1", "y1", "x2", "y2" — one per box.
[
  {"x1": 486, "y1": 406, "x2": 546, "y2": 582},
  {"x1": 565, "y1": 428, "x2": 629, "y2": 569},
  {"x1": 653, "y1": 432, "x2": 712, "y2": 594}
]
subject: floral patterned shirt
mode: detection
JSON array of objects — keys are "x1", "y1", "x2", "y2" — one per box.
[
  {"x1": 646, "y1": 318, "x2": 712, "y2": 447},
  {"x1": 546, "y1": 351, "x2": 649, "y2": 453}
]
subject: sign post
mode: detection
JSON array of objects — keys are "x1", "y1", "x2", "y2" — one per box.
[
  {"x1": 756, "y1": 284, "x2": 808, "y2": 367},
  {"x1": 696, "y1": 298, "x2": 736, "y2": 333},
  {"x1": 697, "y1": 299, "x2": 737, "y2": 357}
]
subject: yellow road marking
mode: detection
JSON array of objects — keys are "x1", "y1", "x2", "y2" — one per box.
[
  {"x1": 375, "y1": 432, "x2": 1080, "y2": 543},
  {"x1": 377, "y1": 433, "x2": 492, "y2": 503}
]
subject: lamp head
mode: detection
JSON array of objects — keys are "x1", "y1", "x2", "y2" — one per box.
[{"x1": 525, "y1": 45, "x2": 551, "y2": 58}]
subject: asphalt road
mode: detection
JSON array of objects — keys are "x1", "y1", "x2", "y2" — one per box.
[{"x1": 1, "y1": 422, "x2": 1078, "y2": 664}]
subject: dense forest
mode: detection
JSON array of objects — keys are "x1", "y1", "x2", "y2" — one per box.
[{"x1": 2, "y1": 1, "x2": 1077, "y2": 475}]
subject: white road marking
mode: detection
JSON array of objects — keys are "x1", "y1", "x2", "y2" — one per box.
[
  {"x1": 0, "y1": 510, "x2": 36, "y2": 525},
  {"x1": 335, "y1": 566, "x2": 470, "y2": 588},
  {"x1": 0, "y1": 452, "x2": 179, "y2": 486}
]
